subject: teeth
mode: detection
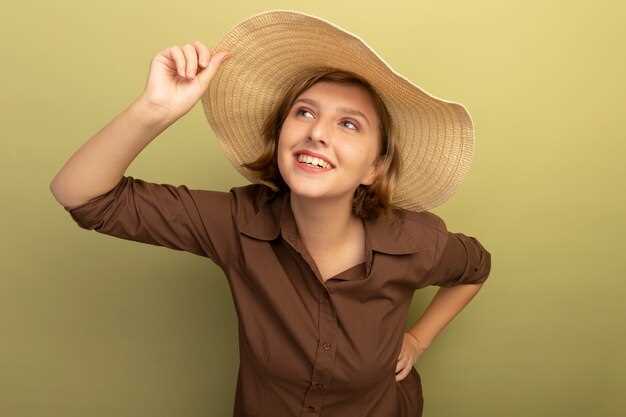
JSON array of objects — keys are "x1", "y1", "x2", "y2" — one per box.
[{"x1": 297, "y1": 153, "x2": 330, "y2": 169}]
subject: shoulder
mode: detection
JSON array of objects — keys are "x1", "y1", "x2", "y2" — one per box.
[
  {"x1": 392, "y1": 208, "x2": 450, "y2": 259},
  {"x1": 397, "y1": 208, "x2": 449, "y2": 237},
  {"x1": 227, "y1": 183, "x2": 284, "y2": 235},
  {"x1": 228, "y1": 182, "x2": 281, "y2": 212}
]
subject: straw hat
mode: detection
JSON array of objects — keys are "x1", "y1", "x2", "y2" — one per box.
[{"x1": 200, "y1": 9, "x2": 476, "y2": 212}]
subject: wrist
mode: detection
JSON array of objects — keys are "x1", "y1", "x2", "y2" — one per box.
[
  {"x1": 132, "y1": 95, "x2": 177, "y2": 127},
  {"x1": 406, "y1": 331, "x2": 431, "y2": 351}
]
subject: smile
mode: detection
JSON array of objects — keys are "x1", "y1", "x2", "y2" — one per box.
[{"x1": 294, "y1": 154, "x2": 334, "y2": 174}]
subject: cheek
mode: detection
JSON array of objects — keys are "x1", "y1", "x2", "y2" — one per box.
[
  {"x1": 277, "y1": 121, "x2": 298, "y2": 145},
  {"x1": 335, "y1": 143, "x2": 369, "y2": 168},
  {"x1": 276, "y1": 138, "x2": 294, "y2": 172}
]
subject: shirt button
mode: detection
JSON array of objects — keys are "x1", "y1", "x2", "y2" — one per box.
[
  {"x1": 314, "y1": 382, "x2": 325, "y2": 390},
  {"x1": 474, "y1": 267, "x2": 479, "y2": 272},
  {"x1": 322, "y1": 342, "x2": 331, "y2": 351},
  {"x1": 306, "y1": 405, "x2": 317, "y2": 411}
]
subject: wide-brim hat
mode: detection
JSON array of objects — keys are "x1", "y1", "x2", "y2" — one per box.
[{"x1": 201, "y1": 9, "x2": 476, "y2": 212}]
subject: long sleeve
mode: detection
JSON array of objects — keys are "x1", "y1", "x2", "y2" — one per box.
[
  {"x1": 425, "y1": 230, "x2": 492, "y2": 287},
  {"x1": 63, "y1": 176, "x2": 240, "y2": 269},
  {"x1": 413, "y1": 211, "x2": 492, "y2": 288}
]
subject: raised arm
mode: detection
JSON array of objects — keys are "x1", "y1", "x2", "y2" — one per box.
[
  {"x1": 50, "y1": 41, "x2": 232, "y2": 207},
  {"x1": 50, "y1": 96, "x2": 173, "y2": 208},
  {"x1": 50, "y1": 42, "x2": 237, "y2": 266}
]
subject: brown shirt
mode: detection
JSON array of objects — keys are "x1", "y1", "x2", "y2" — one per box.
[{"x1": 64, "y1": 176, "x2": 492, "y2": 417}]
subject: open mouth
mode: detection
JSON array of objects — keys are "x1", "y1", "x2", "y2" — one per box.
[{"x1": 294, "y1": 153, "x2": 334, "y2": 173}]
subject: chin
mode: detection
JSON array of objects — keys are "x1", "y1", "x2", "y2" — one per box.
[{"x1": 285, "y1": 177, "x2": 330, "y2": 198}]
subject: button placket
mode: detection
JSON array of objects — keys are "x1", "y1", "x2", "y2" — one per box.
[
  {"x1": 301, "y1": 284, "x2": 338, "y2": 414},
  {"x1": 282, "y1": 198, "x2": 341, "y2": 415}
]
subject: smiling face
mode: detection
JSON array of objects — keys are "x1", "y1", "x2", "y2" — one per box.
[{"x1": 276, "y1": 81, "x2": 382, "y2": 200}]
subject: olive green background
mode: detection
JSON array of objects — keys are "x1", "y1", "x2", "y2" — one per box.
[{"x1": 2, "y1": 1, "x2": 624, "y2": 416}]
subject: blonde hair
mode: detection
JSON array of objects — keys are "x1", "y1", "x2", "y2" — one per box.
[{"x1": 241, "y1": 67, "x2": 402, "y2": 220}]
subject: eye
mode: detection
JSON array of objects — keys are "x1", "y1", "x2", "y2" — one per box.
[
  {"x1": 295, "y1": 107, "x2": 360, "y2": 131},
  {"x1": 295, "y1": 108, "x2": 314, "y2": 119},
  {"x1": 342, "y1": 120, "x2": 359, "y2": 131}
]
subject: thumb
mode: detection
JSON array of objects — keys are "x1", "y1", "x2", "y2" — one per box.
[{"x1": 197, "y1": 51, "x2": 231, "y2": 85}]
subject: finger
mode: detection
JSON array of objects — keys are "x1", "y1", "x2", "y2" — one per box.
[
  {"x1": 182, "y1": 44, "x2": 197, "y2": 79},
  {"x1": 396, "y1": 357, "x2": 404, "y2": 373},
  {"x1": 168, "y1": 46, "x2": 186, "y2": 78},
  {"x1": 397, "y1": 362, "x2": 411, "y2": 381},
  {"x1": 193, "y1": 40, "x2": 211, "y2": 68},
  {"x1": 197, "y1": 50, "x2": 231, "y2": 84}
]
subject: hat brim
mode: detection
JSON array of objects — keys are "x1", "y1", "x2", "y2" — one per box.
[{"x1": 201, "y1": 9, "x2": 475, "y2": 212}]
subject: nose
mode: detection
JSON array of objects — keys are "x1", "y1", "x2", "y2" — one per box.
[{"x1": 308, "y1": 118, "x2": 332, "y2": 145}]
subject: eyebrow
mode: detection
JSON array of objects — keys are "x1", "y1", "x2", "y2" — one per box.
[{"x1": 293, "y1": 97, "x2": 371, "y2": 127}]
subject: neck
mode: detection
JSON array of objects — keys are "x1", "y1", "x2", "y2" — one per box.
[{"x1": 289, "y1": 191, "x2": 359, "y2": 252}]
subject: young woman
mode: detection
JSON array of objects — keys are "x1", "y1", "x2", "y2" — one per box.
[{"x1": 51, "y1": 10, "x2": 491, "y2": 417}]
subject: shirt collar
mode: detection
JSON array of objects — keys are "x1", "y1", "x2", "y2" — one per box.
[{"x1": 237, "y1": 186, "x2": 424, "y2": 255}]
